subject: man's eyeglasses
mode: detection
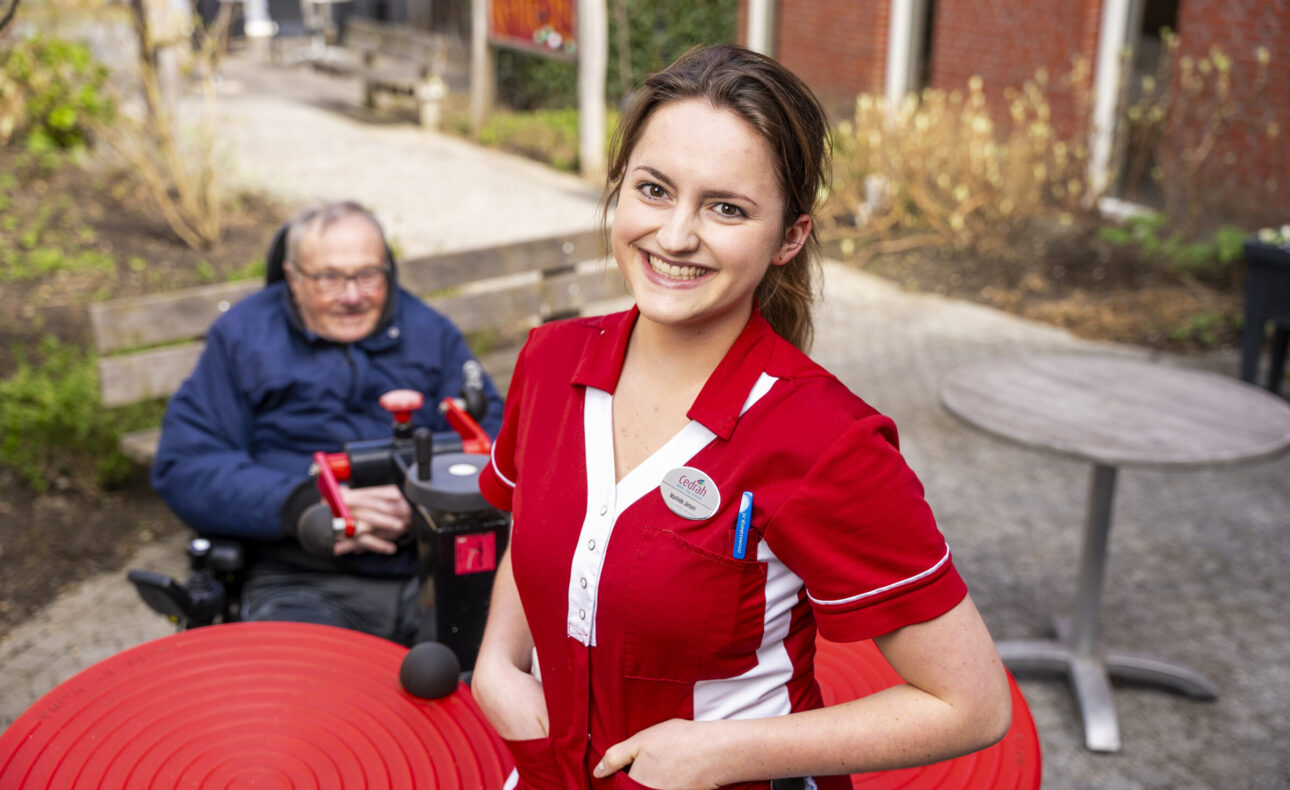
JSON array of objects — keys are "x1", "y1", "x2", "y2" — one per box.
[{"x1": 293, "y1": 265, "x2": 389, "y2": 295}]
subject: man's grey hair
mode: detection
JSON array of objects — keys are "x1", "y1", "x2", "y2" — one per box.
[{"x1": 284, "y1": 201, "x2": 386, "y2": 267}]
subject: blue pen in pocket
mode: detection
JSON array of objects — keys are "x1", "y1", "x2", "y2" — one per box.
[{"x1": 733, "y1": 491, "x2": 753, "y2": 559}]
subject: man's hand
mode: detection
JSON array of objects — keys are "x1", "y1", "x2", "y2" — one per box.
[
  {"x1": 334, "y1": 484, "x2": 411, "y2": 555},
  {"x1": 593, "y1": 719, "x2": 731, "y2": 790}
]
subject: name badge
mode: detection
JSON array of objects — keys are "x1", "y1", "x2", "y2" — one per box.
[{"x1": 660, "y1": 466, "x2": 720, "y2": 520}]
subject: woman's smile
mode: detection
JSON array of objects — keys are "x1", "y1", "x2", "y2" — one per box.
[{"x1": 644, "y1": 251, "x2": 713, "y2": 283}]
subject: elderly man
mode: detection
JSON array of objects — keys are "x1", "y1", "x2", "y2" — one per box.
[{"x1": 152, "y1": 202, "x2": 503, "y2": 644}]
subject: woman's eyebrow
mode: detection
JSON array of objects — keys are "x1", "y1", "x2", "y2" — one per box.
[
  {"x1": 635, "y1": 165, "x2": 676, "y2": 190},
  {"x1": 634, "y1": 165, "x2": 760, "y2": 208}
]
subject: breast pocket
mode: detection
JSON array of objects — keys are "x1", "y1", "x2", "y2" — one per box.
[{"x1": 621, "y1": 524, "x2": 768, "y2": 683}]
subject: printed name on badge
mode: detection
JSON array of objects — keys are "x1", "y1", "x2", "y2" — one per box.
[{"x1": 660, "y1": 466, "x2": 721, "y2": 520}]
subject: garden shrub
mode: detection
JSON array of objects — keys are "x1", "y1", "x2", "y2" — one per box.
[
  {"x1": 824, "y1": 66, "x2": 1097, "y2": 261},
  {"x1": 0, "y1": 336, "x2": 164, "y2": 493},
  {"x1": 0, "y1": 33, "x2": 115, "y2": 151},
  {"x1": 1096, "y1": 212, "x2": 1247, "y2": 279},
  {"x1": 825, "y1": 38, "x2": 1271, "y2": 279}
]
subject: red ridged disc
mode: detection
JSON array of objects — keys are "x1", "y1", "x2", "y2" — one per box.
[
  {"x1": 0, "y1": 622, "x2": 514, "y2": 789},
  {"x1": 2, "y1": 626, "x2": 1039, "y2": 789},
  {"x1": 813, "y1": 638, "x2": 1042, "y2": 789}
]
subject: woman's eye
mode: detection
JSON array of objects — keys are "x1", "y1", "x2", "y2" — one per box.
[
  {"x1": 640, "y1": 182, "x2": 666, "y2": 199},
  {"x1": 715, "y1": 202, "x2": 746, "y2": 218}
]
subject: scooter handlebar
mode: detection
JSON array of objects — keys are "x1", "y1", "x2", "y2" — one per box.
[{"x1": 297, "y1": 502, "x2": 342, "y2": 556}]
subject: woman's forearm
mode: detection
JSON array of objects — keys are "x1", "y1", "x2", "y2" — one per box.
[
  {"x1": 709, "y1": 679, "x2": 1007, "y2": 782},
  {"x1": 597, "y1": 597, "x2": 1012, "y2": 788},
  {"x1": 727, "y1": 597, "x2": 1010, "y2": 781},
  {"x1": 471, "y1": 548, "x2": 550, "y2": 740}
]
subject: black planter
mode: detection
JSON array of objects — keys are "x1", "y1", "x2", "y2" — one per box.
[{"x1": 1240, "y1": 239, "x2": 1290, "y2": 394}]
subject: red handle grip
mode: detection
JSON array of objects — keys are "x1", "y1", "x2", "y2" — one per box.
[
  {"x1": 313, "y1": 450, "x2": 356, "y2": 538},
  {"x1": 441, "y1": 397, "x2": 491, "y2": 455}
]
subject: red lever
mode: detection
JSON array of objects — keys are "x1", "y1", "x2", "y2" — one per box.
[
  {"x1": 313, "y1": 450, "x2": 356, "y2": 538},
  {"x1": 323, "y1": 452, "x2": 351, "y2": 482},
  {"x1": 379, "y1": 389, "x2": 424, "y2": 424},
  {"x1": 441, "y1": 397, "x2": 491, "y2": 455}
]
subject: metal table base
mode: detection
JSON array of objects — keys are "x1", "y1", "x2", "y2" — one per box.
[{"x1": 997, "y1": 463, "x2": 1218, "y2": 752}]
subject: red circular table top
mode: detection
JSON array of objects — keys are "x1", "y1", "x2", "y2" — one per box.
[
  {"x1": 814, "y1": 638, "x2": 1041, "y2": 789},
  {"x1": 0, "y1": 623, "x2": 1040, "y2": 789}
]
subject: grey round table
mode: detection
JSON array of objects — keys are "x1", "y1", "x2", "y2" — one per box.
[{"x1": 941, "y1": 352, "x2": 1290, "y2": 753}]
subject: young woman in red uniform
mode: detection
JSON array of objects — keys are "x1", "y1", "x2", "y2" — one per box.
[{"x1": 472, "y1": 44, "x2": 1012, "y2": 790}]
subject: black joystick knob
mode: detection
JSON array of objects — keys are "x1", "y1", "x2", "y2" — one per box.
[
  {"x1": 399, "y1": 641, "x2": 461, "y2": 699},
  {"x1": 414, "y1": 426, "x2": 433, "y2": 481},
  {"x1": 187, "y1": 537, "x2": 212, "y2": 571}
]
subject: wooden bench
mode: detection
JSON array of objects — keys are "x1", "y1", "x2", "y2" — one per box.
[
  {"x1": 90, "y1": 230, "x2": 622, "y2": 466},
  {"x1": 310, "y1": 17, "x2": 461, "y2": 126}
]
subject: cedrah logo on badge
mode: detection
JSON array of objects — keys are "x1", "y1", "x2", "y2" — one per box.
[{"x1": 660, "y1": 466, "x2": 720, "y2": 520}]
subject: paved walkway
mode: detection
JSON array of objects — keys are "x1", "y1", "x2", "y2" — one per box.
[{"x1": 4, "y1": 48, "x2": 1290, "y2": 790}]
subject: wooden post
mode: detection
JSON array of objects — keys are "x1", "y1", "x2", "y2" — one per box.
[
  {"x1": 470, "y1": 0, "x2": 495, "y2": 134},
  {"x1": 578, "y1": 0, "x2": 608, "y2": 182}
]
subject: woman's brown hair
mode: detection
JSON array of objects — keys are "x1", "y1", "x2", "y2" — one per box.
[{"x1": 601, "y1": 44, "x2": 831, "y2": 351}]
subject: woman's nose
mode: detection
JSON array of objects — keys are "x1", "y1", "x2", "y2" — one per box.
[{"x1": 656, "y1": 207, "x2": 699, "y2": 254}]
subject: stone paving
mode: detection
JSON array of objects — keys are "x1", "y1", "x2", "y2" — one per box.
[{"x1": 4, "y1": 46, "x2": 1290, "y2": 789}]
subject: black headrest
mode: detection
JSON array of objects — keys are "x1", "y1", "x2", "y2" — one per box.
[{"x1": 265, "y1": 223, "x2": 289, "y2": 285}]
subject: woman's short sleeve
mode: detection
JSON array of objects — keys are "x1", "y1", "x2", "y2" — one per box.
[
  {"x1": 764, "y1": 414, "x2": 966, "y2": 642},
  {"x1": 478, "y1": 340, "x2": 528, "y2": 511}
]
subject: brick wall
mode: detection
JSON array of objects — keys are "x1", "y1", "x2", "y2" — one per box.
[
  {"x1": 738, "y1": 0, "x2": 1290, "y2": 217},
  {"x1": 738, "y1": 0, "x2": 889, "y2": 118},
  {"x1": 928, "y1": 0, "x2": 1102, "y2": 141},
  {"x1": 1169, "y1": 0, "x2": 1290, "y2": 219}
]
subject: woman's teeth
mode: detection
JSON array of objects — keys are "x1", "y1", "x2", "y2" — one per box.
[{"x1": 648, "y1": 254, "x2": 706, "y2": 280}]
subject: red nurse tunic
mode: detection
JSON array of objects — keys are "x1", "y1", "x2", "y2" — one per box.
[{"x1": 479, "y1": 307, "x2": 967, "y2": 790}]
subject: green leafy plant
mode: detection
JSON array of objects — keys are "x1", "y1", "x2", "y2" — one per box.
[
  {"x1": 0, "y1": 336, "x2": 164, "y2": 493},
  {"x1": 443, "y1": 104, "x2": 618, "y2": 172},
  {"x1": 0, "y1": 157, "x2": 119, "y2": 285},
  {"x1": 1096, "y1": 211, "x2": 1246, "y2": 277},
  {"x1": 1167, "y1": 310, "x2": 1232, "y2": 346},
  {"x1": 0, "y1": 33, "x2": 115, "y2": 151}
]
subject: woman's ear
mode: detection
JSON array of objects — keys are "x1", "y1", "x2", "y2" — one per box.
[{"x1": 772, "y1": 214, "x2": 813, "y2": 266}]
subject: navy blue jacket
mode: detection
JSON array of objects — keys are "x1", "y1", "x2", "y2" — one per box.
[{"x1": 151, "y1": 282, "x2": 503, "y2": 577}]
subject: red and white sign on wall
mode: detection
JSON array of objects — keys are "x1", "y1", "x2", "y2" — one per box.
[{"x1": 490, "y1": 0, "x2": 578, "y2": 59}]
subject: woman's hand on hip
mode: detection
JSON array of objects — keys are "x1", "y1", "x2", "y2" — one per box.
[{"x1": 594, "y1": 718, "x2": 731, "y2": 790}]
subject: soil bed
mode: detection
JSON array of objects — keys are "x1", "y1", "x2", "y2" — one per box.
[
  {"x1": 842, "y1": 222, "x2": 1242, "y2": 352},
  {"x1": 0, "y1": 148, "x2": 286, "y2": 636}
]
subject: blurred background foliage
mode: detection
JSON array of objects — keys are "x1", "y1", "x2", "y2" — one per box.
[
  {"x1": 0, "y1": 32, "x2": 114, "y2": 151},
  {"x1": 495, "y1": 0, "x2": 736, "y2": 111}
]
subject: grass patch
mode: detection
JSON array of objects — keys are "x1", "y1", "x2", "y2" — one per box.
[{"x1": 0, "y1": 336, "x2": 166, "y2": 493}]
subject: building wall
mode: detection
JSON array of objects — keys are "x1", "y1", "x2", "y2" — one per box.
[
  {"x1": 738, "y1": 0, "x2": 889, "y2": 117},
  {"x1": 1171, "y1": 0, "x2": 1290, "y2": 219},
  {"x1": 928, "y1": 0, "x2": 1103, "y2": 141},
  {"x1": 737, "y1": 0, "x2": 1289, "y2": 216}
]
